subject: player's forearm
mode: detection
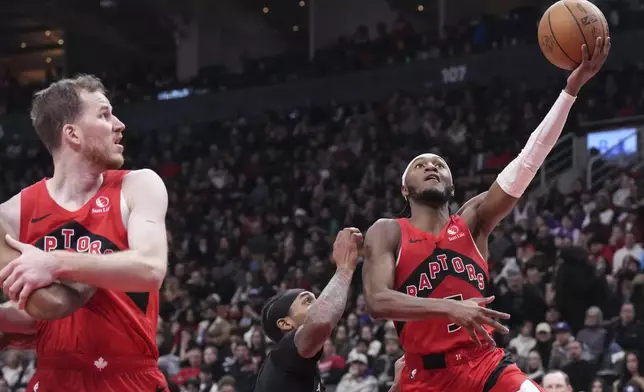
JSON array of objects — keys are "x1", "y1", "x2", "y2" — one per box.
[
  {"x1": 0, "y1": 302, "x2": 37, "y2": 334},
  {"x1": 496, "y1": 90, "x2": 576, "y2": 198},
  {"x1": 308, "y1": 267, "x2": 354, "y2": 326},
  {"x1": 52, "y1": 250, "x2": 166, "y2": 292},
  {"x1": 366, "y1": 289, "x2": 451, "y2": 321},
  {"x1": 297, "y1": 268, "x2": 354, "y2": 357},
  {"x1": 25, "y1": 284, "x2": 88, "y2": 321}
]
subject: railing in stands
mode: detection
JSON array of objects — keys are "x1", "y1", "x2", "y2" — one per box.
[
  {"x1": 586, "y1": 129, "x2": 642, "y2": 190},
  {"x1": 533, "y1": 133, "x2": 576, "y2": 194}
]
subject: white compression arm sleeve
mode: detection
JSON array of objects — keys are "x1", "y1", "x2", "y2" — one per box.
[{"x1": 496, "y1": 90, "x2": 576, "y2": 198}]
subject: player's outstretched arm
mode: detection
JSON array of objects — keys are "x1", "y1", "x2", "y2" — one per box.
[
  {"x1": 0, "y1": 169, "x2": 168, "y2": 308},
  {"x1": 363, "y1": 219, "x2": 452, "y2": 321},
  {"x1": 0, "y1": 204, "x2": 95, "y2": 321},
  {"x1": 294, "y1": 228, "x2": 361, "y2": 358},
  {"x1": 462, "y1": 38, "x2": 610, "y2": 237}
]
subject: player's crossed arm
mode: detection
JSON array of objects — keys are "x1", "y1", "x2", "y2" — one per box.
[
  {"x1": 0, "y1": 169, "x2": 168, "y2": 309},
  {"x1": 51, "y1": 168, "x2": 168, "y2": 292},
  {"x1": 0, "y1": 200, "x2": 95, "y2": 320}
]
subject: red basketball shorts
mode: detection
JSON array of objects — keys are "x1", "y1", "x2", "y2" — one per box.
[
  {"x1": 26, "y1": 353, "x2": 168, "y2": 392},
  {"x1": 401, "y1": 346, "x2": 545, "y2": 392}
]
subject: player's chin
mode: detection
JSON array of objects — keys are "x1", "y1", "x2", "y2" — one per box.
[
  {"x1": 105, "y1": 153, "x2": 125, "y2": 170},
  {"x1": 422, "y1": 183, "x2": 445, "y2": 193}
]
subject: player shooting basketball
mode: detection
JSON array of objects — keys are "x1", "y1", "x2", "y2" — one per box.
[{"x1": 362, "y1": 37, "x2": 610, "y2": 392}]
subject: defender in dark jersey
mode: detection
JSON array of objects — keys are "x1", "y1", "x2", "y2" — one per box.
[
  {"x1": 254, "y1": 228, "x2": 362, "y2": 392},
  {"x1": 362, "y1": 38, "x2": 610, "y2": 392},
  {"x1": 0, "y1": 75, "x2": 169, "y2": 392}
]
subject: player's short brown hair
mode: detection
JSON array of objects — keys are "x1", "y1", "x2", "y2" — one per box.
[{"x1": 30, "y1": 74, "x2": 106, "y2": 153}]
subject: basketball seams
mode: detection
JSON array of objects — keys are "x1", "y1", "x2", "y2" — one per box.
[
  {"x1": 547, "y1": 5, "x2": 580, "y2": 67},
  {"x1": 562, "y1": 0, "x2": 591, "y2": 58}
]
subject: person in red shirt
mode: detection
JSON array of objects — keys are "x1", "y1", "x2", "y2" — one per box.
[
  {"x1": 172, "y1": 346, "x2": 203, "y2": 386},
  {"x1": 318, "y1": 339, "x2": 347, "y2": 387},
  {"x1": 0, "y1": 75, "x2": 169, "y2": 392}
]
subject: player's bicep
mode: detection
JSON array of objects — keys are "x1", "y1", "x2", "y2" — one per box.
[
  {"x1": 124, "y1": 169, "x2": 169, "y2": 268},
  {"x1": 463, "y1": 183, "x2": 519, "y2": 236},
  {"x1": 456, "y1": 192, "x2": 488, "y2": 216},
  {"x1": 362, "y1": 219, "x2": 398, "y2": 307}
]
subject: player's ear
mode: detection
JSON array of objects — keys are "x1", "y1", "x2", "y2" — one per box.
[
  {"x1": 401, "y1": 185, "x2": 409, "y2": 199},
  {"x1": 277, "y1": 317, "x2": 295, "y2": 332},
  {"x1": 62, "y1": 123, "x2": 81, "y2": 149}
]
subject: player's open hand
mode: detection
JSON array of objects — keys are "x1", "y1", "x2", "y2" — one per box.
[
  {"x1": 566, "y1": 36, "x2": 611, "y2": 96},
  {"x1": 0, "y1": 235, "x2": 59, "y2": 309},
  {"x1": 332, "y1": 227, "x2": 363, "y2": 271},
  {"x1": 447, "y1": 296, "x2": 510, "y2": 347}
]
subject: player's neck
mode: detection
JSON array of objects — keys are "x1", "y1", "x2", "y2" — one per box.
[
  {"x1": 48, "y1": 154, "x2": 105, "y2": 206},
  {"x1": 409, "y1": 203, "x2": 450, "y2": 235}
]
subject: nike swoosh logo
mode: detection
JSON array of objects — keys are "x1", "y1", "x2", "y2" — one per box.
[{"x1": 31, "y1": 213, "x2": 52, "y2": 223}]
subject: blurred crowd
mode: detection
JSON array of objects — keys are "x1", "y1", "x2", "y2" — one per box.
[{"x1": 1, "y1": 5, "x2": 644, "y2": 392}]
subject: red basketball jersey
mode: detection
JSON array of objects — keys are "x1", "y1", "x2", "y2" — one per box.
[
  {"x1": 19, "y1": 170, "x2": 160, "y2": 358},
  {"x1": 394, "y1": 215, "x2": 489, "y2": 354}
]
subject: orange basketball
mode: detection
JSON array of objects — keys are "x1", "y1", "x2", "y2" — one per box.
[{"x1": 537, "y1": 0, "x2": 609, "y2": 70}]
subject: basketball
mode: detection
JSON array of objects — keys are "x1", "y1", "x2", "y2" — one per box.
[{"x1": 537, "y1": 0, "x2": 609, "y2": 70}]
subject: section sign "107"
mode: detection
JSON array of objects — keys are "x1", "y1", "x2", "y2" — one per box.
[{"x1": 441, "y1": 65, "x2": 467, "y2": 84}]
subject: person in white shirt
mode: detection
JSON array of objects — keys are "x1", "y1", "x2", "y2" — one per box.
[
  {"x1": 509, "y1": 321, "x2": 537, "y2": 359},
  {"x1": 613, "y1": 233, "x2": 644, "y2": 274}
]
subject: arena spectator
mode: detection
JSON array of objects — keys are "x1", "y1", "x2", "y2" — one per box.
[
  {"x1": 542, "y1": 371, "x2": 573, "y2": 392},
  {"x1": 561, "y1": 340, "x2": 595, "y2": 392},
  {"x1": 336, "y1": 353, "x2": 378, "y2": 392}
]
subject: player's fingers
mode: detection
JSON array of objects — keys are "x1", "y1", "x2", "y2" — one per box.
[
  {"x1": 0, "y1": 262, "x2": 17, "y2": 286},
  {"x1": 351, "y1": 232, "x2": 364, "y2": 243},
  {"x1": 475, "y1": 324, "x2": 496, "y2": 346},
  {"x1": 475, "y1": 296, "x2": 495, "y2": 305},
  {"x1": 1, "y1": 269, "x2": 20, "y2": 294},
  {"x1": 603, "y1": 37, "x2": 611, "y2": 57},
  {"x1": 481, "y1": 307, "x2": 511, "y2": 320},
  {"x1": 4, "y1": 234, "x2": 25, "y2": 252},
  {"x1": 7, "y1": 277, "x2": 24, "y2": 302},
  {"x1": 17, "y1": 283, "x2": 33, "y2": 310},
  {"x1": 480, "y1": 316, "x2": 509, "y2": 334},
  {"x1": 465, "y1": 325, "x2": 481, "y2": 346},
  {"x1": 580, "y1": 44, "x2": 590, "y2": 64},
  {"x1": 593, "y1": 37, "x2": 603, "y2": 58},
  {"x1": 592, "y1": 37, "x2": 606, "y2": 66}
]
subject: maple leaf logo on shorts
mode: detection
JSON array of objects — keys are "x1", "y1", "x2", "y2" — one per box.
[{"x1": 94, "y1": 357, "x2": 108, "y2": 370}]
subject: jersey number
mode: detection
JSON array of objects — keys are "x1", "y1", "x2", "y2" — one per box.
[{"x1": 444, "y1": 294, "x2": 463, "y2": 333}]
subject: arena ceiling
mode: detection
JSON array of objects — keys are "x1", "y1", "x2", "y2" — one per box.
[{"x1": 0, "y1": 0, "x2": 176, "y2": 81}]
